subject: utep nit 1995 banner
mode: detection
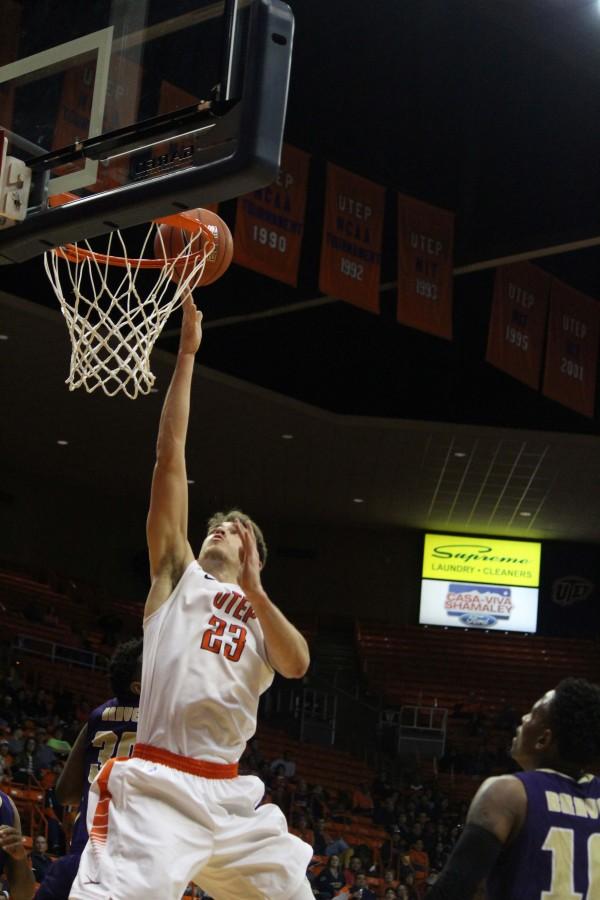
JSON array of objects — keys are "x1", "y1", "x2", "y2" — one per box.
[
  {"x1": 319, "y1": 163, "x2": 385, "y2": 313},
  {"x1": 486, "y1": 261, "x2": 550, "y2": 390}
]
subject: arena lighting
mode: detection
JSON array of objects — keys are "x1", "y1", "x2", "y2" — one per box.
[
  {"x1": 353, "y1": 497, "x2": 364, "y2": 503},
  {"x1": 187, "y1": 479, "x2": 195, "y2": 485},
  {"x1": 56, "y1": 439, "x2": 68, "y2": 446},
  {"x1": 281, "y1": 433, "x2": 294, "y2": 439},
  {"x1": 0, "y1": 334, "x2": 8, "y2": 340},
  {"x1": 453, "y1": 452, "x2": 467, "y2": 458},
  {"x1": 519, "y1": 511, "x2": 532, "y2": 517}
]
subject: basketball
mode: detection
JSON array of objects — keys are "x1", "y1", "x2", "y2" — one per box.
[{"x1": 153, "y1": 208, "x2": 234, "y2": 288}]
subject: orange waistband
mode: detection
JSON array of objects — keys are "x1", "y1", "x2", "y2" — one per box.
[{"x1": 132, "y1": 743, "x2": 239, "y2": 779}]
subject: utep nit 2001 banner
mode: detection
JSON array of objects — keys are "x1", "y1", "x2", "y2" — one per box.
[
  {"x1": 542, "y1": 278, "x2": 600, "y2": 418},
  {"x1": 319, "y1": 163, "x2": 385, "y2": 314}
]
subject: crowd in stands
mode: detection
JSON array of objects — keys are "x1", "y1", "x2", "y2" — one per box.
[
  {"x1": 0, "y1": 658, "x2": 506, "y2": 898},
  {"x1": 238, "y1": 740, "x2": 475, "y2": 898}
]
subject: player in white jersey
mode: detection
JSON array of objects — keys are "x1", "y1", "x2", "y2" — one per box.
[{"x1": 69, "y1": 294, "x2": 314, "y2": 900}]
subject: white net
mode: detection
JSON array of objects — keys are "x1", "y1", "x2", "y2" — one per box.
[{"x1": 43, "y1": 217, "x2": 213, "y2": 399}]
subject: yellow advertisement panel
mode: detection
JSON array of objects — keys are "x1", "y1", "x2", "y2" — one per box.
[{"x1": 422, "y1": 533, "x2": 541, "y2": 587}]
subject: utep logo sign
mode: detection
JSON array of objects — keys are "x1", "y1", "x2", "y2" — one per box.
[
  {"x1": 445, "y1": 583, "x2": 513, "y2": 629},
  {"x1": 551, "y1": 576, "x2": 594, "y2": 607}
]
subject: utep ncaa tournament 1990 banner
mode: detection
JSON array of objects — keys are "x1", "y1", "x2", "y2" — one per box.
[
  {"x1": 397, "y1": 194, "x2": 454, "y2": 339},
  {"x1": 486, "y1": 262, "x2": 550, "y2": 389},
  {"x1": 319, "y1": 164, "x2": 385, "y2": 313},
  {"x1": 233, "y1": 144, "x2": 310, "y2": 286},
  {"x1": 542, "y1": 278, "x2": 600, "y2": 418}
]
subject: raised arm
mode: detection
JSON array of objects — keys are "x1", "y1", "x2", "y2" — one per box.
[
  {"x1": 145, "y1": 295, "x2": 202, "y2": 619},
  {"x1": 55, "y1": 723, "x2": 88, "y2": 806},
  {"x1": 235, "y1": 519, "x2": 310, "y2": 679}
]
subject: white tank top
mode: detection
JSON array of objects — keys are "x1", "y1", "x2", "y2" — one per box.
[{"x1": 137, "y1": 560, "x2": 274, "y2": 763}]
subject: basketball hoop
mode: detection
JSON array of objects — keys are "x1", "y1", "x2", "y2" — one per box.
[{"x1": 43, "y1": 200, "x2": 216, "y2": 399}]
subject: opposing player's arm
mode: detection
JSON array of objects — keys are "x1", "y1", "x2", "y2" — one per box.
[
  {"x1": 235, "y1": 520, "x2": 310, "y2": 679},
  {"x1": 426, "y1": 775, "x2": 526, "y2": 900},
  {"x1": 0, "y1": 800, "x2": 35, "y2": 899},
  {"x1": 146, "y1": 295, "x2": 201, "y2": 618},
  {"x1": 55, "y1": 723, "x2": 88, "y2": 805}
]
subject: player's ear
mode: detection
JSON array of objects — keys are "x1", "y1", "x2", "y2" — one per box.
[
  {"x1": 130, "y1": 680, "x2": 142, "y2": 696},
  {"x1": 534, "y1": 727, "x2": 553, "y2": 751}
]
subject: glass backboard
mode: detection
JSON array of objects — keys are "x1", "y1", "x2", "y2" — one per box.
[{"x1": 0, "y1": 0, "x2": 293, "y2": 263}]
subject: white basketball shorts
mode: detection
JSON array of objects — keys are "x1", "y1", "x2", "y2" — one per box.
[{"x1": 68, "y1": 744, "x2": 313, "y2": 900}]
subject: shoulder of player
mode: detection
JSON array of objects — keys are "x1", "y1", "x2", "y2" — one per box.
[{"x1": 467, "y1": 775, "x2": 527, "y2": 841}]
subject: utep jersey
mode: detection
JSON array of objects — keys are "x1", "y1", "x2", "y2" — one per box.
[
  {"x1": 487, "y1": 769, "x2": 600, "y2": 900},
  {"x1": 69, "y1": 696, "x2": 138, "y2": 854},
  {"x1": 0, "y1": 788, "x2": 14, "y2": 871},
  {"x1": 138, "y1": 560, "x2": 274, "y2": 763}
]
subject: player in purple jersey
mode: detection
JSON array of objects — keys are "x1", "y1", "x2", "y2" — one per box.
[
  {"x1": 0, "y1": 787, "x2": 35, "y2": 899},
  {"x1": 35, "y1": 639, "x2": 142, "y2": 900},
  {"x1": 428, "y1": 677, "x2": 600, "y2": 900}
]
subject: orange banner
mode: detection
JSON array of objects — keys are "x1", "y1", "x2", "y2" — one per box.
[
  {"x1": 486, "y1": 262, "x2": 550, "y2": 389},
  {"x1": 233, "y1": 144, "x2": 309, "y2": 285},
  {"x1": 397, "y1": 194, "x2": 454, "y2": 339},
  {"x1": 52, "y1": 56, "x2": 142, "y2": 190},
  {"x1": 542, "y1": 279, "x2": 600, "y2": 417},
  {"x1": 318, "y1": 164, "x2": 385, "y2": 313}
]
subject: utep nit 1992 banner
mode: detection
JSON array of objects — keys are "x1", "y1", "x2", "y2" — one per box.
[{"x1": 319, "y1": 163, "x2": 385, "y2": 314}]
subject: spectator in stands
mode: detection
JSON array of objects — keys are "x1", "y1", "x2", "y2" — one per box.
[
  {"x1": 7, "y1": 726, "x2": 24, "y2": 757},
  {"x1": 0, "y1": 741, "x2": 12, "y2": 780},
  {"x1": 270, "y1": 749, "x2": 297, "y2": 778},
  {"x1": 12, "y1": 737, "x2": 38, "y2": 783},
  {"x1": 342, "y1": 855, "x2": 363, "y2": 886},
  {"x1": 292, "y1": 778, "x2": 309, "y2": 815},
  {"x1": 29, "y1": 835, "x2": 52, "y2": 884},
  {"x1": 374, "y1": 795, "x2": 397, "y2": 830},
  {"x1": 0, "y1": 695, "x2": 16, "y2": 729},
  {"x1": 383, "y1": 891, "x2": 396, "y2": 900},
  {"x1": 290, "y1": 814, "x2": 314, "y2": 849},
  {"x1": 349, "y1": 872, "x2": 376, "y2": 900},
  {"x1": 380, "y1": 827, "x2": 403, "y2": 871},
  {"x1": 352, "y1": 781, "x2": 374, "y2": 816},
  {"x1": 313, "y1": 853, "x2": 345, "y2": 899},
  {"x1": 381, "y1": 867, "x2": 399, "y2": 893},
  {"x1": 408, "y1": 839, "x2": 429, "y2": 896},
  {"x1": 34, "y1": 729, "x2": 56, "y2": 771},
  {"x1": 308, "y1": 784, "x2": 329, "y2": 821}
]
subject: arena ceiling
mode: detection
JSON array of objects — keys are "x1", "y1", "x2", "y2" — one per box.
[{"x1": 1, "y1": 0, "x2": 600, "y2": 545}]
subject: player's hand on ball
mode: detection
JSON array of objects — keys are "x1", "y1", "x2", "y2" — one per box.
[
  {"x1": 0, "y1": 826, "x2": 26, "y2": 860},
  {"x1": 179, "y1": 293, "x2": 203, "y2": 355},
  {"x1": 235, "y1": 519, "x2": 263, "y2": 598}
]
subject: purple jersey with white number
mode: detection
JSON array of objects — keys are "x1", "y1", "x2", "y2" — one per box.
[
  {"x1": 69, "y1": 695, "x2": 138, "y2": 854},
  {"x1": 0, "y1": 788, "x2": 15, "y2": 873},
  {"x1": 487, "y1": 769, "x2": 600, "y2": 900}
]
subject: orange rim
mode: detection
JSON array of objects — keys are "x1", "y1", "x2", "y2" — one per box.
[{"x1": 49, "y1": 192, "x2": 215, "y2": 268}]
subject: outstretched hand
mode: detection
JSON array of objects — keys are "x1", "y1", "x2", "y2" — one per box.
[
  {"x1": 179, "y1": 292, "x2": 203, "y2": 355},
  {"x1": 0, "y1": 826, "x2": 26, "y2": 861},
  {"x1": 234, "y1": 518, "x2": 263, "y2": 598}
]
